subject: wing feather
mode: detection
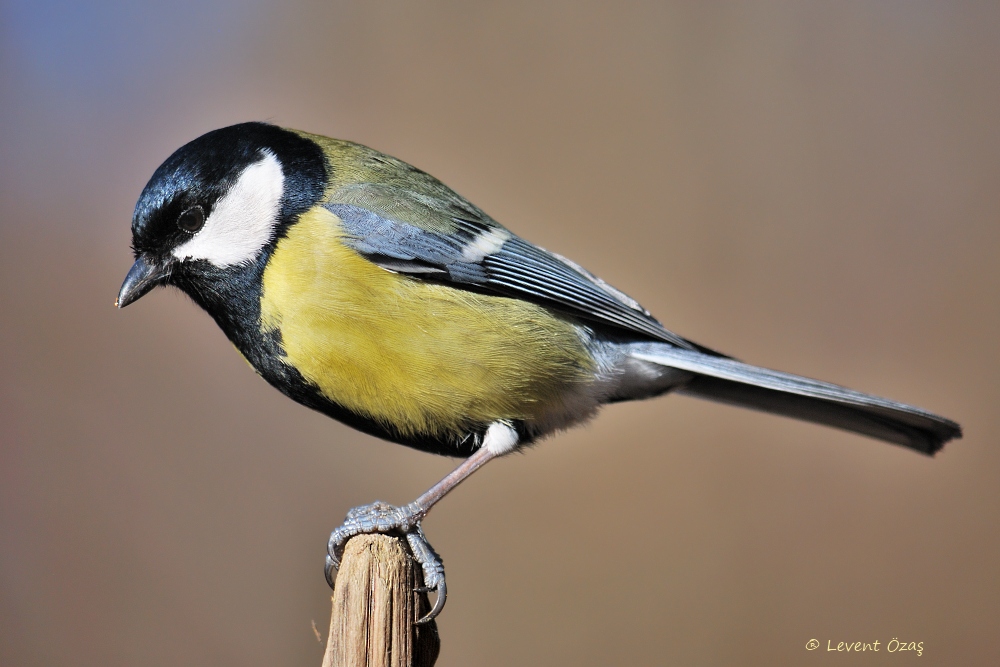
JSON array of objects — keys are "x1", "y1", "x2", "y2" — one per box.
[{"x1": 324, "y1": 197, "x2": 698, "y2": 348}]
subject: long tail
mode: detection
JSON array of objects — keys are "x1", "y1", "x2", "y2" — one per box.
[{"x1": 629, "y1": 345, "x2": 961, "y2": 455}]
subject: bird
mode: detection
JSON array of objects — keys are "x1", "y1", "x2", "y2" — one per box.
[{"x1": 117, "y1": 121, "x2": 961, "y2": 623}]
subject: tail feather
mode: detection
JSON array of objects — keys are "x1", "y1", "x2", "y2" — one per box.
[{"x1": 629, "y1": 346, "x2": 961, "y2": 455}]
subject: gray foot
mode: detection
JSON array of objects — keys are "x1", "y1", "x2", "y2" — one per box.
[{"x1": 325, "y1": 501, "x2": 446, "y2": 624}]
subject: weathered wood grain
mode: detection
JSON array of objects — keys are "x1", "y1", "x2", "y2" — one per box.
[{"x1": 322, "y1": 534, "x2": 439, "y2": 667}]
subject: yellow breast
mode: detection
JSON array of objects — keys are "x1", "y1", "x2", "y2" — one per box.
[{"x1": 259, "y1": 206, "x2": 594, "y2": 439}]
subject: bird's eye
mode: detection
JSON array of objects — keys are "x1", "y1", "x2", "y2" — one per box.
[{"x1": 177, "y1": 206, "x2": 205, "y2": 233}]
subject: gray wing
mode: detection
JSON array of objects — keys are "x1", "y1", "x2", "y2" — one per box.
[{"x1": 325, "y1": 199, "x2": 702, "y2": 349}]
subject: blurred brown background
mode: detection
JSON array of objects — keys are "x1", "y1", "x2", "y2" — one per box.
[{"x1": 1, "y1": 2, "x2": 997, "y2": 665}]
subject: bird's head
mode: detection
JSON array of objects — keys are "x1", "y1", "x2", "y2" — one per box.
[{"x1": 116, "y1": 122, "x2": 326, "y2": 309}]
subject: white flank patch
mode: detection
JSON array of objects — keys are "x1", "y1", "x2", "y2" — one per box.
[
  {"x1": 172, "y1": 151, "x2": 285, "y2": 267},
  {"x1": 460, "y1": 227, "x2": 510, "y2": 262},
  {"x1": 482, "y1": 422, "x2": 519, "y2": 456}
]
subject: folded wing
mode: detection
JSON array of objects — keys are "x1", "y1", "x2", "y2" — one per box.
[{"x1": 325, "y1": 184, "x2": 705, "y2": 349}]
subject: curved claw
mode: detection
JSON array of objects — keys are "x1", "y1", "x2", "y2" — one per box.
[
  {"x1": 325, "y1": 528, "x2": 346, "y2": 589},
  {"x1": 415, "y1": 579, "x2": 446, "y2": 625},
  {"x1": 324, "y1": 554, "x2": 337, "y2": 589},
  {"x1": 325, "y1": 500, "x2": 448, "y2": 623}
]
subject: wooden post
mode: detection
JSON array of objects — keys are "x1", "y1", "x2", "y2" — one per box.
[{"x1": 322, "y1": 534, "x2": 440, "y2": 667}]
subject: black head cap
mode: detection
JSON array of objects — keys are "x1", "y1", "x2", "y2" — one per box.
[
  {"x1": 130, "y1": 122, "x2": 326, "y2": 260},
  {"x1": 117, "y1": 122, "x2": 327, "y2": 309}
]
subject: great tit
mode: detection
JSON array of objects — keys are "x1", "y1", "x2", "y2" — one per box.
[{"x1": 117, "y1": 122, "x2": 961, "y2": 623}]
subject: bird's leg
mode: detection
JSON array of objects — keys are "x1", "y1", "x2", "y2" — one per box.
[{"x1": 325, "y1": 431, "x2": 507, "y2": 623}]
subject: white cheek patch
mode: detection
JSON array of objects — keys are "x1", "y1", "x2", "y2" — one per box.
[{"x1": 172, "y1": 151, "x2": 285, "y2": 267}]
